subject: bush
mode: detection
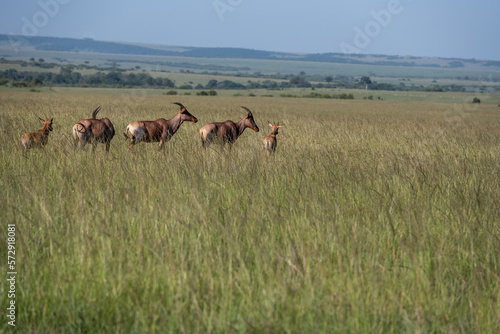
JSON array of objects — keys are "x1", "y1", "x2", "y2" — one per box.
[
  {"x1": 30, "y1": 78, "x2": 44, "y2": 86},
  {"x1": 196, "y1": 90, "x2": 217, "y2": 96},
  {"x1": 303, "y1": 92, "x2": 354, "y2": 100},
  {"x1": 11, "y1": 81, "x2": 28, "y2": 87},
  {"x1": 165, "y1": 90, "x2": 178, "y2": 95}
]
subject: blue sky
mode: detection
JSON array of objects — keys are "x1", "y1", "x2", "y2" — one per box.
[{"x1": 1, "y1": 0, "x2": 499, "y2": 60}]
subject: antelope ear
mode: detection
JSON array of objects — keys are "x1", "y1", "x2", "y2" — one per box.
[
  {"x1": 268, "y1": 122, "x2": 273, "y2": 127},
  {"x1": 38, "y1": 117, "x2": 44, "y2": 122}
]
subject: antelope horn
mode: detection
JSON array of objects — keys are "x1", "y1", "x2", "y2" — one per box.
[
  {"x1": 172, "y1": 102, "x2": 185, "y2": 109},
  {"x1": 240, "y1": 106, "x2": 253, "y2": 117},
  {"x1": 91, "y1": 106, "x2": 101, "y2": 119}
]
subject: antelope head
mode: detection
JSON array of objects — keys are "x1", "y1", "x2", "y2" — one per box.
[
  {"x1": 39, "y1": 117, "x2": 54, "y2": 132},
  {"x1": 240, "y1": 106, "x2": 259, "y2": 132},
  {"x1": 268, "y1": 122, "x2": 283, "y2": 135},
  {"x1": 173, "y1": 102, "x2": 198, "y2": 124}
]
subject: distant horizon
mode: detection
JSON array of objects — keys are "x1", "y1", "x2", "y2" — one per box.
[
  {"x1": 71, "y1": 35, "x2": 500, "y2": 61},
  {"x1": 2, "y1": 32, "x2": 499, "y2": 63}
]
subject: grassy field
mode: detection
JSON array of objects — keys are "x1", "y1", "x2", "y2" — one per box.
[{"x1": 1, "y1": 89, "x2": 500, "y2": 332}]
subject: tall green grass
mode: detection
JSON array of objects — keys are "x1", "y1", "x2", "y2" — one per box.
[{"x1": 1, "y1": 91, "x2": 499, "y2": 332}]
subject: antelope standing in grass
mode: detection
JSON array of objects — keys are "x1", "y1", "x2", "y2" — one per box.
[
  {"x1": 199, "y1": 106, "x2": 259, "y2": 148},
  {"x1": 263, "y1": 122, "x2": 284, "y2": 156},
  {"x1": 72, "y1": 106, "x2": 115, "y2": 152},
  {"x1": 124, "y1": 102, "x2": 198, "y2": 152},
  {"x1": 20, "y1": 117, "x2": 54, "y2": 154}
]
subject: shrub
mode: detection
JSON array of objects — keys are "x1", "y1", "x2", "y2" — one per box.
[
  {"x1": 196, "y1": 90, "x2": 217, "y2": 96},
  {"x1": 11, "y1": 81, "x2": 28, "y2": 87}
]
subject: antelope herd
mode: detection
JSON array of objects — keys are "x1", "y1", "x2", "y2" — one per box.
[{"x1": 20, "y1": 102, "x2": 284, "y2": 156}]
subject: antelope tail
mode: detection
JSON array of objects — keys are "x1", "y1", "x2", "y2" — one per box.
[
  {"x1": 123, "y1": 127, "x2": 134, "y2": 140},
  {"x1": 75, "y1": 122, "x2": 86, "y2": 134}
]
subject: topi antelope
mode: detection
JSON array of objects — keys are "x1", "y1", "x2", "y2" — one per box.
[
  {"x1": 72, "y1": 106, "x2": 115, "y2": 152},
  {"x1": 263, "y1": 122, "x2": 284, "y2": 156},
  {"x1": 20, "y1": 117, "x2": 54, "y2": 154},
  {"x1": 199, "y1": 106, "x2": 259, "y2": 148},
  {"x1": 124, "y1": 102, "x2": 198, "y2": 152}
]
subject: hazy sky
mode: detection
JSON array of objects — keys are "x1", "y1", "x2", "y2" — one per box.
[{"x1": 1, "y1": 0, "x2": 499, "y2": 60}]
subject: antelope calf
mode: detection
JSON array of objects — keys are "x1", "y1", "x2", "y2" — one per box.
[
  {"x1": 20, "y1": 117, "x2": 54, "y2": 154},
  {"x1": 124, "y1": 102, "x2": 198, "y2": 152},
  {"x1": 72, "y1": 106, "x2": 115, "y2": 152},
  {"x1": 199, "y1": 106, "x2": 259, "y2": 148},
  {"x1": 263, "y1": 122, "x2": 284, "y2": 156}
]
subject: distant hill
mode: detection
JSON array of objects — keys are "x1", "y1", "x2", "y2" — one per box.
[{"x1": 1, "y1": 34, "x2": 500, "y2": 69}]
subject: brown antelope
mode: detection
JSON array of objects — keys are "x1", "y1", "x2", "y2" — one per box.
[
  {"x1": 20, "y1": 117, "x2": 54, "y2": 154},
  {"x1": 72, "y1": 106, "x2": 115, "y2": 152},
  {"x1": 263, "y1": 122, "x2": 284, "y2": 156},
  {"x1": 124, "y1": 102, "x2": 198, "y2": 151},
  {"x1": 199, "y1": 106, "x2": 259, "y2": 148}
]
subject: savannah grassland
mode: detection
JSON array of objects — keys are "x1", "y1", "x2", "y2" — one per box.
[{"x1": 1, "y1": 89, "x2": 500, "y2": 333}]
